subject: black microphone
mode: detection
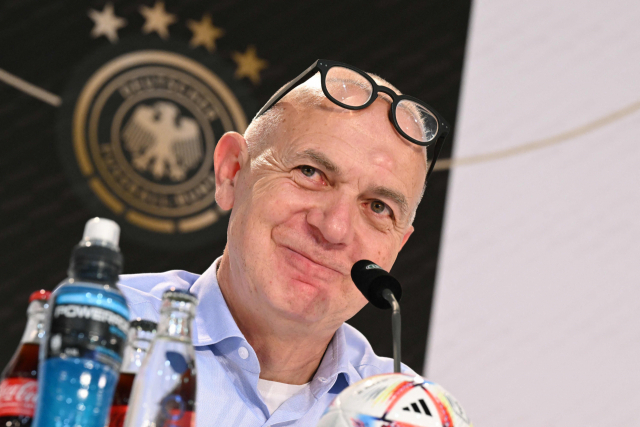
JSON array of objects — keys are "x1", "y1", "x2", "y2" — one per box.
[{"x1": 351, "y1": 260, "x2": 403, "y2": 373}]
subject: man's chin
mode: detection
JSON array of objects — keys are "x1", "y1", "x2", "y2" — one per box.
[{"x1": 266, "y1": 278, "x2": 332, "y2": 324}]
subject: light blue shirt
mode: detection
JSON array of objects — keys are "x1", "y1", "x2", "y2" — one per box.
[{"x1": 118, "y1": 257, "x2": 414, "y2": 427}]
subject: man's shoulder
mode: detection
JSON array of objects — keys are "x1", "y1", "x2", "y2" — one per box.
[
  {"x1": 341, "y1": 323, "x2": 417, "y2": 379},
  {"x1": 118, "y1": 270, "x2": 201, "y2": 321}
]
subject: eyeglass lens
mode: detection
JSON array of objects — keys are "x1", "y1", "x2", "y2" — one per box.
[
  {"x1": 324, "y1": 66, "x2": 438, "y2": 143},
  {"x1": 325, "y1": 66, "x2": 373, "y2": 107},
  {"x1": 396, "y1": 100, "x2": 438, "y2": 143}
]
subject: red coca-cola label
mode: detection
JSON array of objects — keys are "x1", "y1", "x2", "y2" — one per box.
[
  {"x1": 108, "y1": 405, "x2": 128, "y2": 427},
  {"x1": 0, "y1": 378, "x2": 38, "y2": 417}
]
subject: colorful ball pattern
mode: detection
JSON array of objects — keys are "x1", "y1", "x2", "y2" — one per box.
[{"x1": 317, "y1": 373, "x2": 472, "y2": 427}]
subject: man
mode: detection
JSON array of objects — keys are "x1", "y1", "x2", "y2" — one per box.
[{"x1": 119, "y1": 60, "x2": 448, "y2": 426}]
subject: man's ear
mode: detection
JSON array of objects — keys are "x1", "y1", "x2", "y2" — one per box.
[
  {"x1": 214, "y1": 132, "x2": 248, "y2": 210},
  {"x1": 399, "y1": 225, "x2": 414, "y2": 251}
]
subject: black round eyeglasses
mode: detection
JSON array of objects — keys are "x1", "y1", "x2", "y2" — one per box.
[{"x1": 255, "y1": 59, "x2": 450, "y2": 179}]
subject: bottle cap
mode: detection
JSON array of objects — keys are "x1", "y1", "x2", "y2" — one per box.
[
  {"x1": 29, "y1": 289, "x2": 51, "y2": 302},
  {"x1": 130, "y1": 318, "x2": 158, "y2": 333},
  {"x1": 162, "y1": 287, "x2": 198, "y2": 304},
  {"x1": 82, "y1": 217, "x2": 120, "y2": 248}
]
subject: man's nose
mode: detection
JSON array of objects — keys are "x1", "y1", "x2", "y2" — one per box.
[{"x1": 306, "y1": 194, "x2": 355, "y2": 246}]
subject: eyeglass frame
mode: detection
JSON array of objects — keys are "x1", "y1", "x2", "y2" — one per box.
[{"x1": 255, "y1": 59, "x2": 450, "y2": 179}]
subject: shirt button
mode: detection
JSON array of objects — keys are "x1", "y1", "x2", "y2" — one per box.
[
  {"x1": 318, "y1": 376, "x2": 327, "y2": 382},
  {"x1": 238, "y1": 346, "x2": 249, "y2": 359}
]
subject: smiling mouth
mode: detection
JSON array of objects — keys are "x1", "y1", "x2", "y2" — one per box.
[{"x1": 281, "y1": 246, "x2": 345, "y2": 277}]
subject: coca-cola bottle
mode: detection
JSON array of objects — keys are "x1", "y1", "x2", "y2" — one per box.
[
  {"x1": 123, "y1": 289, "x2": 198, "y2": 427},
  {"x1": 109, "y1": 319, "x2": 157, "y2": 427},
  {"x1": 0, "y1": 290, "x2": 51, "y2": 427}
]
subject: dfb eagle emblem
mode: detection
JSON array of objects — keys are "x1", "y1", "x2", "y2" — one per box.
[{"x1": 122, "y1": 102, "x2": 203, "y2": 182}]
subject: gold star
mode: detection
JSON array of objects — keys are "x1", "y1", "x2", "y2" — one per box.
[
  {"x1": 232, "y1": 45, "x2": 268, "y2": 85},
  {"x1": 139, "y1": 1, "x2": 177, "y2": 40},
  {"x1": 186, "y1": 14, "x2": 224, "y2": 52},
  {"x1": 88, "y1": 2, "x2": 127, "y2": 43}
]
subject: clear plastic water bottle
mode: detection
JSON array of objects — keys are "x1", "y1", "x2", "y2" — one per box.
[
  {"x1": 123, "y1": 289, "x2": 197, "y2": 427},
  {"x1": 34, "y1": 218, "x2": 130, "y2": 427}
]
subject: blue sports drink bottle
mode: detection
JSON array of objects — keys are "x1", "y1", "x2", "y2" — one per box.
[{"x1": 33, "y1": 218, "x2": 130, "y2": 427}]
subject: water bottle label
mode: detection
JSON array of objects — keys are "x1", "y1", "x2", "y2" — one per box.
[
  {"x1": 0, "y1": 378, "x2": 38, "y2": 417},
  {"x1": 47, "y1": 290, "x2": 129, "y2": 371}
]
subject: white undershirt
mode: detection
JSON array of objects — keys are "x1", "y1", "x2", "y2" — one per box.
[{"x1": 257, "y1": 378, "x2": 309, "y2": 414}]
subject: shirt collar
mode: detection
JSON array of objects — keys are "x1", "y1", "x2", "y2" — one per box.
[
  {"x1": 189, "y1": 256, "x2": 363, "y2": 388},
  {"x1": 189, "y1": 256, "x2": 245, "y2": 346},
  {"x1": 310, "y1": 324, "x2": 363, "y2": 396}
]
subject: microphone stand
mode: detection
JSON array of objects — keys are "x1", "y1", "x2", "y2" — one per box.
[{"x1": 382, "y1": 288, "x2": 401, "y2": 373}]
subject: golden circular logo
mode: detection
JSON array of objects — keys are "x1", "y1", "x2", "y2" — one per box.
[{"x1": 71, "y1": 50, "x2": 247, "y2": 236}]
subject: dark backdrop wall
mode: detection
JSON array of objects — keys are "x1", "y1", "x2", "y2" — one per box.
[{"x1": 0, "y1": 0, "x2": 471, "y2": 373}]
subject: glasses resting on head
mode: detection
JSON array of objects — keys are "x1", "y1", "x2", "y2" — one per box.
[{"x1": 255, "y1": 59, "x2": 450, "y2": 179}]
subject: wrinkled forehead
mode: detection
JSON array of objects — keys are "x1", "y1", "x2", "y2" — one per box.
[{"x1": 275, "y1": 75, "x2": 427, "y2": 174}]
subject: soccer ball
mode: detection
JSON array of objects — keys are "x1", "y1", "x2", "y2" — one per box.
[{"x1": 317, "y1": 373, "x2": 472, "y2": 427}]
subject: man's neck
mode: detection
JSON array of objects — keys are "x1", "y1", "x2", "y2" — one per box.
[{"x1": 216, "y1": 254, "x2": 336, "y2": 385}]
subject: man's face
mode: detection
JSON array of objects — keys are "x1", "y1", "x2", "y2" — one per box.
[{"x1": 223, "y1": 97, "x2": 426, "y2": 329}]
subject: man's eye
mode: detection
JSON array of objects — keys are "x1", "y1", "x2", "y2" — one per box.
[
  {"x1": 370, "y1": 200, "x2": 388, "y2": 214},
  {"x1": 300, "y1": 165, "x2": 317, "y2": 177}
]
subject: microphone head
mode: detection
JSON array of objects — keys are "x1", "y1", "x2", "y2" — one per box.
[{"x1": 351, "y1": 260, "x2": 402, "y2": 309}]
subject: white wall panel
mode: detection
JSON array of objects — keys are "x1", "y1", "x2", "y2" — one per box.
[{"x1": 426, "y1": 1, "x2": 640, "y2": 426}]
